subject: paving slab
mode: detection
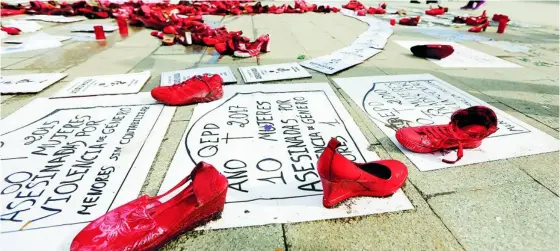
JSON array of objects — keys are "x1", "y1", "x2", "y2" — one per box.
[{"x1": 428, "y1": 182, "x2": 559, "y2": 251}]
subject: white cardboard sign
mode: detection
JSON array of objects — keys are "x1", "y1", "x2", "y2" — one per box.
[
  {"x1": 334, "y1": 74, "x2": 559, "y2": 171},
  {"x1": 160, "y1": 66, "x2": 237, "y2": 86},
  {"x1": 158, "y1": 82, "x2": 413, "y2": 229},
  {"x1": 4, "y1": 35, "x2": 72, "y2": 44},
  {"x1": 1, "y1": 32, "x2": 62, "y2": 55},
  {"x1": 0, "y1": 73, "x2": 67, "y2": 94},
  {"x1": 52, "y1": 71, "x2": 151, "y2": 98},
  {"x1": 333, "y1": 46, "x2": 382, "y2": 61},
  {"x1": 0, "y1": 93, "x2": 175, "y2": 251},
  {"x1": 24, "y1": 15, "x2": 86, "y2": 23},
  {"x1": 238, "y1": 63, "x2": 312, "y2": 83},
  {"x1": 352, "y1": 31, "x2": 392, "y2": 49},
  {"x1": 394, "y1": 40, "x2": 521, "y2": 68},
  {"x1": 299, "y1": 53, "x2": 364, "y2": 75}
]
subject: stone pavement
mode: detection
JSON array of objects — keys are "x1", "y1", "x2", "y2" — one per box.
[{"x1": 1, "y1": 1, "x2": 558, "y2": 250}]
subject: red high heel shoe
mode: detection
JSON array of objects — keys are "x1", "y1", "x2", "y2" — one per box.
[
  {"x1": 425, "y1": 5, "x2": 448, "y2": 16},
  {"x1": 162, "y1": 26, "x2": 177, "y2": 46},
  {"x1": 465, "y1": 10, "x2": 487, "y2": 26},
  {"x1": 71, "y1": 162, "x2": 228, "y2": 251},
  {"x1": 468, "y1": 20, "x2": 490, "y2": 32},
  {"x1": 317, "y1": 138, "x2": 408, "y2": 208},
  {"x1": 399, "y1": 16, "x2": 421, "y2": 26},
  {"x1": 233, "y1": 34, "x2": 270, "y2": 57},
  {"x1": 151, "y1": 74, "x2": 224, "y2": 106},
  {"x1": 396, "y1": 106, "x2": 498, "y2": 164}
]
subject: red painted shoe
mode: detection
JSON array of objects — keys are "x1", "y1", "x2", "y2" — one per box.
[
  {"x1": 356, "y1": 9, "x2": 366, "y2": 16},
  {"x1": 492, "y1": 14, "x2": 510, "y2": 22},
  {"x1": 395, "y1": 106, "x2": 498, "y2": 164},
  {"x1": 151, "y1": 74, "x2": 224, "y2": 106},
  {"x1": 465, "y1": 10, "x2": 487, "y2": 26},
  {"x1": 342, "y1": 0, "x2": 364, "y2": 10},
  {"x1": 317, "y1": 138, "x2": 408, "y2": 208},
  {"x1": 425, "y1": 6, "x2": 448, "y2": 16},
  {"x1": 468, "y1": 20, "x2": 490, "y2": 32},
  {"x1": 162, "y1": 26, "x2": 177, "y2": 46},
  {"x1": 1, "y1": 26, "x2": 21, "y2": 35},
  {"x1": 410, "y1": 44, "x2": 454, "y2": 59},
  {"x1": 399, "y1": 16, "x2": 420, "y2": 26},
  {"x1": 233, "y1": 34, "x2": 270, "y2": 57},
  {"x1": 71, "y1": 162, "x2": 228, "y2": 251}
]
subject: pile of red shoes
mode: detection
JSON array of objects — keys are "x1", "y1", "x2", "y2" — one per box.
[
  {"x1": 342, "y1": 0, "x2": 386, "y2": 16},
  {"x1": 70, "y1": 137, "x2": 408, "y2": 250},
  {"x1": 453, "y1": 10, "x2": 490, "y2": 32}
]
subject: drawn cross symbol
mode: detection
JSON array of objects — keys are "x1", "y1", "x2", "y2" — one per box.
[{"x1": 264, "y1": 124, "x2": 273, "y2": 131}]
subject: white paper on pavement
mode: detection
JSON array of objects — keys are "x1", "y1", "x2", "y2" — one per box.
[
  {"x1": 480, "y1": 41, "x2": 531, "y2": 53},
  {"x1": 413, "y1": 27, "x2": 491, "y2": 42},
  {"x1": 160, "y1": 66, "x2": 237, "y2": 86},
  {"x1": 394, "y1": 40, "x2": 521, "y2": 68},
  {"x1": 0, "y1": 73, "x2": 67, "y2": 94},
  {"x1": 0, "y1": 32, "x2": 62, "y2": 55},
  {"x1": 334, "y1": 74, "x2": 560, "y2": 171},
  {"x1": 52, "y1": 71, "x2": 151, "y2": 98},
  {"x1": 4, "y1": 34, "x2": 71, "y2": 44},
  {"x1": 299, "y1": 52, "x2": 364, "y2": 75},
  {"x1": 0, "y1": 93, "x2": 175, "y2": 251},
  {"x1": 24, "y1": 15, "x2": 87, "y2": 23},
  {"x1": 333, "y1": 45, "x2": 382, "y2": 61},
  {"x1": 1, "y1": 20, "x2": 42, "y2": 33},
  {"x1": 1, "y1": 31, "x2": 9, "y2": 40},
  {"x1": 238, "y1": 63, "x2": 312, "y2": 83},
  {"x1": 158, "y1": 82, "x2": 413, "y2": 229},
  {"x1": 70, "y1": 24, "x2": 118, "y2": 32},
  {"x1": 352, "y1": 31, "x2": 392, "y2": 49}
]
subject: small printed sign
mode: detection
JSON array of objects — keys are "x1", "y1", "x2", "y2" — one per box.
[
  {"x1": 160, "y1": 66, "x2": 237, "y2": 86},
  {"x1": 238, "y1": 63, "x2": 312, "y2": 83},
  {"x1": 0, "y1": 73, "x2": 67, "y2": 94},
  {"x1": 52, "y1": 71, "x2": 150, "y2": 98}
]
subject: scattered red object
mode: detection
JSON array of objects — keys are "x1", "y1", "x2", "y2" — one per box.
[
  {"x1": 317, "y1": 138, "x2": 408, "y2": 208},
  {"x1": 465, "y1": 10, "x2": 488, "y2": 26},
  {"x1": 468, "y1": 20, "x2": 490, "y2": 32},
  {"x1": 356, "y1": 9, "x2": 366, "y2": 16},
  {"x1": 390, "y1": 18, "x2": 396, "y2": 26},
  {"x1": 396, "y1": 106, "x2": 498, "y2": 164},
  {"x1": 117, "y1": 18, "x2": 128, "y2": 36},
  {"x1": 93, "y1": 25, "x2": 106, "y2": 40},
  {"x1": 233, "y1": 34, "x2": 271, "y2": 57},
  {"x1": 399, "y1": 16, "x2": 420, "y2": 26},
  {"x1": 425, "y1": 6, "x2": 448, "y2": 16},
  {"x1": 497, "y1": 18, "x2": 509, "y2": 34},
  {"x1": 492, "y1": 14, "x2": 510, "y2": 22},
  {"x1": 151, "y1": 74, "x2": 224, "y2": 106},
  {"x1": 71, "y1": 162, "x2": 228, "y2": 251},
  {"x1": 0, "y1": 26, "x2": 21, "y2": 35},
  {"x1": 410, "y1": 44, "x2": 454, "y2": 60},
  {"x1": 342, "y1": 0, "x2": 365, "y2": 10}
]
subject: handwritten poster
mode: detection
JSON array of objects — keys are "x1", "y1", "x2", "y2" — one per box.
[
  {"x1": 299, "y1": 53, "x2": 364, "y2": 75},
  {"x1": 0, "y1": 73, "x2": 67, "y2": 94},
  {"x1": 394, "y1": 40, "x2": 521, "y2": 68},
  {"x1": 238, "y1": 63, "x2": 312, "y2": 83},
  {"x1": 158, "y1": 83, "x2": 413, "y2": 229},
  {"x1": 52, "y1": 71, "x2": 150, "y2": 98},
  {"x1": 160, "y1": 66, "x2": 237, "y2": 86},
  {"x1": 0, "y1": 93, "x2": 175, "y2": 251},
  {"x1": 334, "y1": 74, "x2": 559, "y2": 171}
]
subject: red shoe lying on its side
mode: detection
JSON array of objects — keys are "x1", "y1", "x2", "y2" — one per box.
[
  {"x1": 151, "y1": 74, "x2": 224, "y2": 106},
  {"x1": 410, "y1": 44, "x2": 454, "y2": 59},
  {"x1": 396, "y1": 106, "x2": 498, "y2": 164},
  {"x1": 425, "y1": 6, "x2": 448, "y2": 16},
  {"x1": 317, "y1": 138, "x2": 408, "y2": 208},
  {"x1": 399, "y1": 16, "x2": 420, "y2": 26},
  {"x1": 71, "y1": 162, "x2": 228, "y2": 251}
]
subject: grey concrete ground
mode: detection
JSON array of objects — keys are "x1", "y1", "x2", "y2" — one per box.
[{"x1": 1, "y1": 1, "x2": 559, "y2": 250}]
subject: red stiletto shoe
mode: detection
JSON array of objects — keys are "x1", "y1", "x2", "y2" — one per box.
[
  {"x1": 317, "y1": 138, "x2": 408, "y2": 208},
  {"x1": 465, "y1": 10, "x2": 487, "y2": 26},
  {"x1": 342, "y1": 0, "x2": 364, "y2": 10},
  {"x1": 162, "y1": 26, "x2": 177, "y2": 46},
  {"x1": 396, "y1": 106, "x2": 498, "y2": 164},
  {"x1": 71, "y1": 162, "x2": 228, "y2": 251},
  {"x1": 410, "y1": 44, "x2": 454, "y2": 59},
  {"x1": 468, "y1": 20, "x2": 490, "y2": 32},
  {"x1": 151, "y1": 74, "x2": 224, "y2": 106},
  {"x1": 233, "y1": 34, "x2": 270, "y2": 57}
]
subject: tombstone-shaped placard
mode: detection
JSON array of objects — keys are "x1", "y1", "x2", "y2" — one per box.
[
  {"x1": 160, "y1": 66, "x2": 237, "y2": 86},
  {"x1": 0, "y1": 93, "x2": 175, "y2": 251},
  {"x1": 334, "y1": 74, "x2": 559, "y2": 171},
  {"x1": 0, "y1": 73, "x2": 67, "y2": 94},
  {"x1": 158, "y1": 82, "x2": 413, "y2": 230},
  {"x1": 52, "y1": 71, "x2": 150, "y2": 98}
]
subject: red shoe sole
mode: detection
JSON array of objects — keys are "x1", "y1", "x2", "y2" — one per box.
[
  {"x1": 321, "y1": 179, "x2": 403, "y2": 208},
  {"x1": 395, "y1": 130, "x2": 482, "y2": 153}
]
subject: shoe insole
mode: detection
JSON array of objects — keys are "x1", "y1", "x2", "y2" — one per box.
[
  {"x1": 461, "y1": 124, "x2": 487, "y2": 135},
  {"x1": 359, "y1": 163, "x2": 391, "y2": 180}
]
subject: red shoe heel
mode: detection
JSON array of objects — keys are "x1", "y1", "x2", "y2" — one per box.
[
  {"x1": 468, "y1": 20, "x2": 489, "y2": 32},
  {"x1": 317, "y1": 138, "x2": 408, "y2": 208}
]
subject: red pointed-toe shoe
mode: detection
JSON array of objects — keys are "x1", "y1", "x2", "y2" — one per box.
[
  {"x1": 396, "y1": 106, "x2": 498, "y2": 164},
  {"x1": 151, "y1": 74, "x2": 224, "y2": 106},
  {"x1": 468, "y1": 20, "x2": 490, "y2": 32},
  {"x1": 71, "y1": 162, "x2": 228, "y2": 251},
  {"x1": 317, "y1": 138, "x2": 408, "y2": 208},
  {"x1": 410, "y1": 44, "x2": 454, "y2": 59},
  {"x1": 425, "y1": 6, "x2": 448, "y2": 16},
  {"x1": 399, "y1": 16, "x2": 420, "y2": 26}
]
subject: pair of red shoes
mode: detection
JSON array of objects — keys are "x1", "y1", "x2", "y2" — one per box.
[
  {"x1": 396, "y1": 106, "x2": 498, "y2": 163},
  {"x1": 70, "y1": 136, "x2": 409, "y2": 251},
  {"x1": 453, "y1": 10, "x2": 488, "y2": 26}
]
